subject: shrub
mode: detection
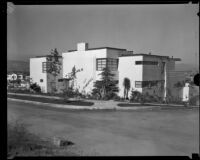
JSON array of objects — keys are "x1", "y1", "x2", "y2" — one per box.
[
  {"x1": 30, "y1": 83, "x2": 41, "y2": 93},
  {"x1": 130, "y1": 90, "x2": 142, "y2": 102},
  {"x1": 113, "y1": 95, "x2": 121, "y2": 101}
]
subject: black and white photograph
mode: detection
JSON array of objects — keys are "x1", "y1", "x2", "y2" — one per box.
[{"x1": 7, "y1": 2, "x2": 199, "y2": 157}]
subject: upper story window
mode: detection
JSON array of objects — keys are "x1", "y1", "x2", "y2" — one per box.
[
  {"x1": 42, "y1": 62, "x2": 51, "y2": 73},
  {"x1": 96, "y1": 58, "x2": 118, "y2": 71},
  {"x1": 135, "y1": 61, "x2": 158, "y2": 65}
]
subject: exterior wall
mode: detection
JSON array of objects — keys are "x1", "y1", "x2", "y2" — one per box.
[
  {"x1": 142, "y1": 56, "x2": 168, "y2": 98},
  {"x1": 30, "y1": 57, "x2": 65, "y2": 93},
  {"x1": 118, "y1": 56, "x2": 143, "y2": 98},
  {"x1": 30, "y1": 57, "x2": 47, "y2": 93}
]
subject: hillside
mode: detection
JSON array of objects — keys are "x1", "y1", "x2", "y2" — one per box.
[
  {"x1": 7, "y1": 60, "x2": 29, "y2": 74},
  {"x1": 175, "y1": 63, "x2": 199, "y2": 72}
]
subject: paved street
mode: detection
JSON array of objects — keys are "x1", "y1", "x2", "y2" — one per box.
[{"x1": 7, "y1": 100, "x2": 199, "y2": 156}]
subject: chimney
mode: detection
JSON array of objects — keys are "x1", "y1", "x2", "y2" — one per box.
[{"x1": 77, "y1": 42, "x2": 89, "y2": 51}]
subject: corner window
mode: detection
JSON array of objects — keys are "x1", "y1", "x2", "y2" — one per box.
[
  {"x1": 40, "y1": 79, "x2": 43, "y2": 82},
  {"x1": 135, "y1": 61, "x2": 158, "y2": 65},
  {"x1": 96, "y1": 58, "x2": 118, "y2": 71}
]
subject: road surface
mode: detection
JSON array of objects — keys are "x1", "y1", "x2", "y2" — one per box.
[{"x1": 7, "y1": 100, "x2": 199, "y2": 156}]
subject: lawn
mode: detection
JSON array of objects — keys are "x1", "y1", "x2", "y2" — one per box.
[{"x1": 7, "y1": 94, "x2": 94, "y2": 106}]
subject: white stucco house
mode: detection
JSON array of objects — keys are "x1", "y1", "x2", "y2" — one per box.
[
  {"x1": 7, "y1": 73, "x2": 18, "y2": 81},
  {"x1": 30, "y1": 42, "x2": 186, "y2": 100}
]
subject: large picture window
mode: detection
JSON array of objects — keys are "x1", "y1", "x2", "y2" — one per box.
[
  {"x1": 96, "y1": 58, "x2": 118, "y2": 71},
  {"x1": 135, "y1": 61, "x2": 158, "y2": 65}
]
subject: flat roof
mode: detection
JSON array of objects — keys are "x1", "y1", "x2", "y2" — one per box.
[
  {"x1": 67, "y1": 47, "x2": 127, "y2": 52},
  {"x1": 34, "y1": 55, "x2": 62, "y2": 58},
  {"x1": 119, "y1": 53, "x2": 181, "y2": 61}
]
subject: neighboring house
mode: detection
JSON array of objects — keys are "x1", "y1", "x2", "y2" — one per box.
[
  {"x1": 30, "y1": 42, "x2": 191, "y2": 101},
  {"x1": 7, "y1": 73, "x2": 17, "y2": 81},
  {"x1": 30, "y1": 55, "x2": 68, "y2": 93},
  {"x1": 17, "y1": 74, "x2": 23, "y2": 80}
]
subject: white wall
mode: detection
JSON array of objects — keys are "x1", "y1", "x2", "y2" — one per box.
[
  {"x1": 118, "y1": 56, "x2": 143, "y2": 98},
  {"x1": 30, "y1": 57, "x2": 47, "y2": 93}
]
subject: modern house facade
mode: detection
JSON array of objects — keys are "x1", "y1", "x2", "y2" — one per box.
[
  {"x1": 118, "y1": 54, "x2": 181, "y2": 99},
  {"x1": 30, "y1": 42, "x2": 186, "y2": 100},
  {"x1": 62, "y1": 42, "x2": 132, "y2": 95},
  {"x1": 30, "y1": 55, "x2": 68, "y2": 93}
]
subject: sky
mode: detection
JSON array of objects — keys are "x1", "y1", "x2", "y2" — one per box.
[{"x1": 7, "y1": 4, "x2": 199, "y2": 66}]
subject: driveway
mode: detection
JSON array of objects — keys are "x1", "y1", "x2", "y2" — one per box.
[{"x1": 7, "y1": 100, "x2": 199, "y2": 156}]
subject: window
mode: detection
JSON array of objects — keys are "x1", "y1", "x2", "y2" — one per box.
[
  {"x1": 40, "y1": 79, "x2": 43, "y2": 82},
  {"x1": 58, "y1": 79, "x2": 63, "y2": 82},
  {"x1": 135, "y1": 61, "x2": 158, "y2": 65},
  {"x1": 135, "y1": 81, "x2": 142, "y2": 88},
  {"x1": 96, "y1": 58, "x2": 106, "y2": 71},
  {"x1": 161, "y1": 62, "x2": 165, "y2": 74},
  {"x1": 96, "y1": 58, "x2": 118, "y2": 71},
  {"x1": 42, "y1": 62, "x2": 51, "y2": 73},
  {"x1": 135, "y1": 80, "x2": 164, "y2": 88}
]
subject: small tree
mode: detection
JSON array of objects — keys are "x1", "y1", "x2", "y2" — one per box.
[
  {"x1": 63, "y1": 66, "x2": 83, "y2": 98},
  {"x1": 65, "y1": 65, "x2": 83, "y2": 91},
  {"x1": 46, "y1": 48, "x2": 62, "y2": 93},
  {"x1": 123, "y1": 77, "x2": 131, "y2": 100},
  {"x1": 92, "y1": 67, "x2": 118, "y2": 100},
  {"x1": 130, "y1": 89, "x2": 142, "y2": 102}
]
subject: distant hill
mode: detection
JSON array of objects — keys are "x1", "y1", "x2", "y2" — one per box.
[
  {"x1": 7, "y1": 60, "x2": 29, "y2": 74},
  {"x1": 175, "y1": 63, "x2": 199, "y2": 72}
]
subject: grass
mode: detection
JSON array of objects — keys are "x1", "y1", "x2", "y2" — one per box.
[
  {"x1": 7, "y1": 94, "x2": 94, "y2": 106},
  {"x1": 7, "y1": 121, "x2": 77, "y2": 157}
]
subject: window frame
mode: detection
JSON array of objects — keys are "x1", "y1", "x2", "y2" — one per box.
[
  {"x1": 42, "y1": 62, "x2": 51, "y2": 73},
  {"x1": 96, "y1": 58, "x2": 118, "y2": 71},
  {"x1": 135, "y1": 81, "x2": 142, "y2": 88}
]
